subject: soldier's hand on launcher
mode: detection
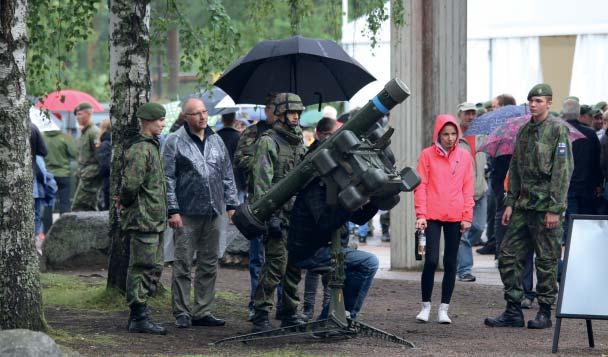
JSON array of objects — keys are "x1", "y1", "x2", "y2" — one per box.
[
  {"x1": 460, "y1": 221, "x2": 471, "y2": 233},
  {"x1": 544, "y1": 212, "x2": 560, "y2": 229}
]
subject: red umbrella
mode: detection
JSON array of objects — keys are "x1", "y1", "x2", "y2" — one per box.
[{"x1": 35, "y1": 89, "x2": 104, "y2": 113}]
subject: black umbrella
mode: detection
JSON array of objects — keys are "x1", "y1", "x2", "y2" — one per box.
[{"x1": 214, "y1": 36, "x2": 376, "y2": 106}]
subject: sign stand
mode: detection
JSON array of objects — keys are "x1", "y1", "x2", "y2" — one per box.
[{"x1": 551, "y1": 215, "x2": 608, "y2": 353}]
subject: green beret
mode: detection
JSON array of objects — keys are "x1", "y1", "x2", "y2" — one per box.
[
  {"x1": 136, "y1": 103, "x2": 166, "y2": 121},
  {"x1": 73, "y1": 102, "x2": 93, "y2": 115},
  {"x1": 527, "y1": 83, "x2": 552, "y2": 100}
]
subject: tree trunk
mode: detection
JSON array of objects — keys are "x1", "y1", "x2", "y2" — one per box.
[
  {"x1": 167, "y1": 27, "x2": 179, "y2": 99},
  {"x1": 0, "y1": 0, "x2": 46, "y2": 330},
  {"x1": 106, "y1": 0, "x2": 151, "y2": 292}
]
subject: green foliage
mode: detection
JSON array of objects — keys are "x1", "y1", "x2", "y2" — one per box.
[{"x1": 27, "y1": 0, "x2": 101, "y2": 98}]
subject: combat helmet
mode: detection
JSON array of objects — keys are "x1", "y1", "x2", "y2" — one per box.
[{"x1": 273, "y1": 93, "x2": 305, "y2": 116}]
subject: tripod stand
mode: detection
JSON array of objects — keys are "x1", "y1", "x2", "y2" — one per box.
[{"x1": 212, "y1": 182, "x2": 415, "y2": 347}]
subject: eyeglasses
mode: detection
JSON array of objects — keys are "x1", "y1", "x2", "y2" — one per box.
[{"x1": 185, "y1": 110, "x2": 208, "y2": 117}]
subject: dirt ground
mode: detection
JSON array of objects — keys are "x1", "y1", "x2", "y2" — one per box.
[{"x1": 45, "y1": 266, "x2": 608, "y2": 356}]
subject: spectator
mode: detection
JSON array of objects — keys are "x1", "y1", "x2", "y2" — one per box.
[
  {"x1": 455, "y1": 103, "x2": 487, "y2": 283},
  {"x1": 30, "y1": 123, "x2": 48, "y2": 237},
  {"x1": 491, "y1": 94, "x2": 517, "y2": 110},
  {"x1": 72, "y1": 102, "x2": 101, "y2": 211},
  {"x1": 592, "y1": 108, "x2": 604, "y2": 138},
  {"x1": 96, "y1": 119, "x2": 112, "y2": 210},
  {"x1": 217, "y1": 112, "x2": 245, "y2": 203},
  {"x1": 163, "y1": 98, "x2": 239, "y2": 329},
  {"x1": 414, "y1": 114, "x2": 474, "y2": 324}
]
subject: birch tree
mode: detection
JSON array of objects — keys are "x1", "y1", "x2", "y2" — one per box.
[{"x1": 0, "y1": 0, "x2": 46, "y2": 330}]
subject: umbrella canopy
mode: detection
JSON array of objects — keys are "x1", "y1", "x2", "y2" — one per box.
[
  {"x1": 30, "y1": 107, "x2": 60, "y2": 132},
  {"x1": 465, "y1": 105, "x2": 528, "y2": 136},
  {"x1": 187, "y1": 86, "x2": 231, "y2": 116},
  {"x1": 214, "y1": 36, "x2": 376, "y2": 105},
  {"x1": 300, "y1": 110, "x2": 323, "y2": 128},
  {"x1": 35, "y1": 89, "x2": 104, "y2": 113},
  {"x1": 478, "y1": 115, "x2": 586, "y2": 157}
]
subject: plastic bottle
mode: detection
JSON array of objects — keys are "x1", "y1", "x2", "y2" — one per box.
[{"x1": 418, "y1": 230, "x2": 426, "y2": 256}]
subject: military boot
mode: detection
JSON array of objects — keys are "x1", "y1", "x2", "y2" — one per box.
[
  {"x1": 527, "y1": 303, "x2": 552, "y2": 329},
  {"x1": 128, "y1": 304, "x2": 167, "y2": 335},
  {"x1": 280, "y1": 313, "x2": 307, "y2": 328},
  {"x1": 251, "y1": 312, "x2": 273, "y2": 333},
  {"x1": 484, "y1": 302, "x2": 525, "y2": 327}
]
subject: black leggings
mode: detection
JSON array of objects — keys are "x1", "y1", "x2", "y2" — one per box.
[{"x1": 421, "y1": 220, "x2": 461, "y2": 304}]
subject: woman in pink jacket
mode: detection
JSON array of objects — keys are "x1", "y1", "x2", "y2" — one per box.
[{"x1": 414, "y1": 114, "x2": 474, "y2": 324}]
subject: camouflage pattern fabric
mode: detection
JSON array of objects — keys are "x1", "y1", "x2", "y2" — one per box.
[
  {"x1": 498, "y1": 209, "x2": 562, "y2": 305},
  {"x1": 126, "y1": 231, "x2": 164, "y2": 307},
  {"x1": 119, "y1": 135, "x2": 167, "y2": 232},
  {"x1": 72, "y1": 123, "x2": 101, "y2": 211},
  {"x1": 499, "y1": 114, "x2": 573, "y2": 307},
  {"x1": 380, "y1": 210, "x2": 390, "y2": 233},
  {"x1": 504, "y1": 115, "x2": 573, "y2": 213},
  {"x1": 251, "y1": 121, "x2": 305, "y2": 317},
  {"x1": 233, "y1": 121, "x2": 272, "y2": 194},
  {"x1": 273, "y1": 93, "x2": 305, "y2": 116}
]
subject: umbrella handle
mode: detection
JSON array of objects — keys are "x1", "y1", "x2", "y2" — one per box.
[{"x1": 314, "y1": 92, "x2": 323, "y2": 112}]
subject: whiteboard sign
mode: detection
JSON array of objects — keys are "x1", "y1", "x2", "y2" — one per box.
[{"x1": 557, "y1": 215, "x2": 608, "y2": 319}]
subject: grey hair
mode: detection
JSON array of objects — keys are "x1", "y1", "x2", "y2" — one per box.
[
  {"x1": 180, "y1": 97, "x2": 204, "y2": 113},
  {"x1": 562, "y1": 99, "x2": 580, "y2": 120}
]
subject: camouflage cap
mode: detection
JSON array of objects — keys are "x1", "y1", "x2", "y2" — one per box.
[
  {"x1": 476, "y1": 107, "x2": 487, "y2": 116},
  {"x1": 592, "y1": 108, "x2": 603, "y2": 117},
  {"x1": 595, "y1": 101, "x2": 607, "y2": 111},
  {"x1": 564, "y1": 96, "x2": 579, "y2": 103},
  {"x1": 527, "y1": 83, "x2": 553, "y2": 100},
  {"x1": 73, "y1": 102, "x2": 93, "y2": 115},
  {"x1": 273, "y1": 93, "x2": 305, "y2": 116},
  {"x1": 483, "y1": 100, "x2": 492, "y2": 110},
  {"x1": 580, "y1": 104, "x2": 593, "y2": 116},
  {"x1": 136, "y1": 102, "x2": 166, "y2": 121}
]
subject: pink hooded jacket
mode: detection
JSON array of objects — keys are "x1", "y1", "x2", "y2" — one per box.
[{"x1": 414, "y1": 114, "x2": 474, "y2": 223}]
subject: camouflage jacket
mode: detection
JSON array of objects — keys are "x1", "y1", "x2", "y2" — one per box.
[
  {"x1": 120, "y1": 134, "x2": 167, "y2": 232},
  {"x1": 504, "y1": 115, "x2": 573, "y2": 213},
  {"x1": 77, "y1": 123, "x2": 100, "y2": 179},
  {"x1": 233, "y1": 120, "x2": 273, "y2": 194},
  {"x1": 252, "y1": 122, "x2": 306, "y2": 224}
]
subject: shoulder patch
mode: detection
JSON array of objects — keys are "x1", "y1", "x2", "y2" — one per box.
[{"x1": 557, "y1": 142, "x2": 567, "y2": 158}]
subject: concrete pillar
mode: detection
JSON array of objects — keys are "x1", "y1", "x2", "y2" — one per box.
[{"x1": 390, "y1": 0, "x2": 467, "y2": 269}]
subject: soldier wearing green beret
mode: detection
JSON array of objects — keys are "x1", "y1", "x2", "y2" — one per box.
[
  {"x1": 485, "y1": 83, "x2": 573, "y2": 329},
  {"x1": 72, "y1": 102, "x2": 102, "y2": 211},
  {"x1": 116, "y1": 102, "x2": 168, "y2": 334}
]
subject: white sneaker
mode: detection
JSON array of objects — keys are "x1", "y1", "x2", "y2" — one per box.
[
  {"x1": 438, "y1": 303, "x2": 451, "y2": 324},
  {"x1": 416, "y1": 302, "x2": 431, "y2": 322}
]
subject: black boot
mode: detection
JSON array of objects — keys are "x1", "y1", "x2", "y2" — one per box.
[
  {"x1": 527, "y1": 303, "x2": 552, "y2": 329},
  {"x1": 484, "y1": 302, "x2": 525, "y2": 327},
  {"x1": 128, "y1": 304, "x2": 167, "y2": 335},
  {"x1": 280, "y1": 313, "x2": 306, "y2": 328},
  {"x1": 251, "y1": 312, "x2": 273, "y2": 333}
]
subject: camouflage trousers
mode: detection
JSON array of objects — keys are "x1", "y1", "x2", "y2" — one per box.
[
  {"x1": 498, "y1": 209, "x2": 562, "y2": 306},
  {"x1": 253, "y1": 232, "x2": 300, "y2": 318},
  {"x1": 71, "y1": 176, "x2": 102, "y2": 211},
  {"x1": 126, "y1": 231, "x2": 164, "y2": 307}
]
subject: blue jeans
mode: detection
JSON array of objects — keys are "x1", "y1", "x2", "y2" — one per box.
[
  {"x1": 457, "y1": 194, "x2": 487, "y2": 276},
  {"x1": 295, "y1": 247, "x2": 378, "y2": 319},
  {"x1": 34, "y1": 198, "x2": 43, "y2": 235},
  {"x1": 357, "y1": 223, "x2": 368, "y2": 237}
]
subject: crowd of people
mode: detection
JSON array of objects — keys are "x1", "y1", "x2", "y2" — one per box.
[{"x1": 31, "y1": 82, "x2": 608, "y2": 336}]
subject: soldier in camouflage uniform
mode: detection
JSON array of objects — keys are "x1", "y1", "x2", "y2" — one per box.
[
  {"x1": 251, "y1": 93, "x2": 307, "y2": 332},
  {"x1": 485, "y1": 84, "x2": 573, "y2": 329},
  {"x1": 72, "y1": 102, "x2": 102, "y2": 211},
  {"x1": 118, "y1": 103, "x2": 168, "y2": 335},
  {"x1": 233, "y1": 93, "x2": 280, "y2": 320}
]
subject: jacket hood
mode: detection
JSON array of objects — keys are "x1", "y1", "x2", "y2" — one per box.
[{"x1": 432, "y1": 114, "x2": 461, "y2": 144}]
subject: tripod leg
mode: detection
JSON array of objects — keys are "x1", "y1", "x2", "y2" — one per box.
[
  {"x1": 551, "y1": 317, "x2": 562, "y2": 353},
  {"x1": 586, "y1": 319, "x2": 594, "y2": 348}
]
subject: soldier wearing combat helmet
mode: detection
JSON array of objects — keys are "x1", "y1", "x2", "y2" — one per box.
[
  {"x1": 485, "y1": 83, "x2": 573, "y2": 329},
  {"x1": 250, "y1": 93, "x2": 307, "y2": 332},
  {"x1": 116, "y1": 102, "x2": 168, "y2": 335}
]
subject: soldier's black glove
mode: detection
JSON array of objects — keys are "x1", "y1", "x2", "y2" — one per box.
[{"x1": 266, "y1": 215, "x2": 283, "y2": 239}]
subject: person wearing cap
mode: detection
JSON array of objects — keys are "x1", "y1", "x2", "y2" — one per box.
[
  {"x1": 250, "y1": 93, "x2": 307, "y2": 332},
  {"x1": 71, "y1": 102, "x2": 102, "y2": 211},
  {"x1": 116, "y1": 102, "x2": 167, "y2": 335},
  {"x1": 591, "y1": 108, "x2": 604, "y2": 138},
  {"x1": 455, "y1": 102, "x2": 487, "y2": 283},
  {"x1": 163, "y1": 98, "x2": 238, "y2": 329},
  {"x1": 485, "y1": 83, "x2": 573, "y2": 330}
]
